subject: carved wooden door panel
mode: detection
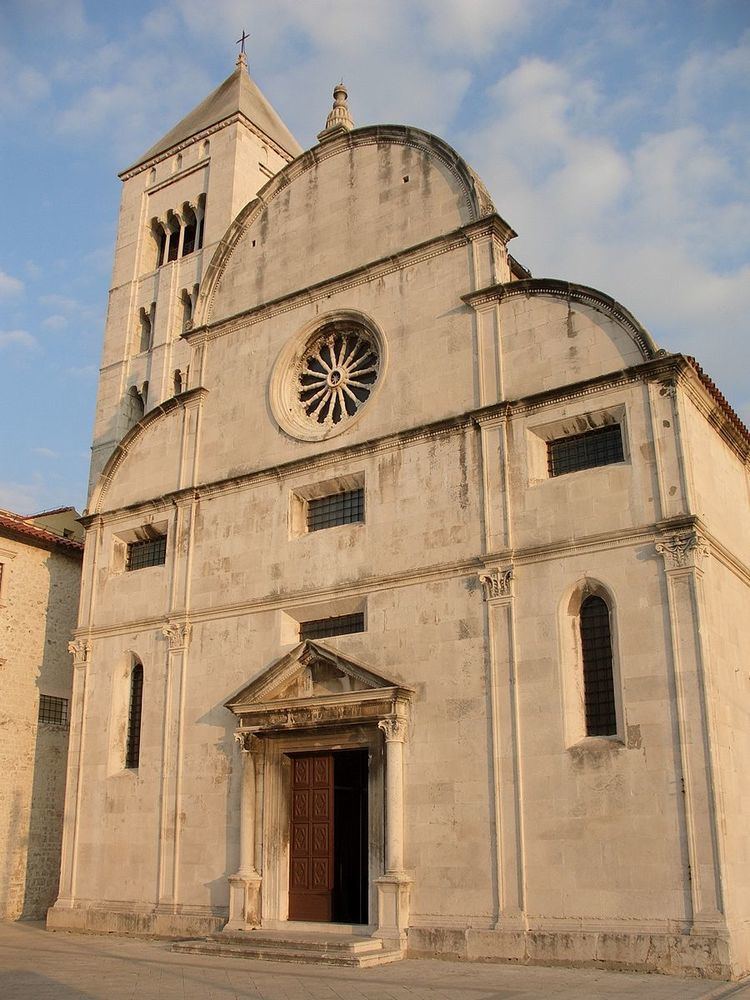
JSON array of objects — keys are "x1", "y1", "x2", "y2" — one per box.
[{"x1": 288, "y1": 752, "x2": 334, "y2": 921}]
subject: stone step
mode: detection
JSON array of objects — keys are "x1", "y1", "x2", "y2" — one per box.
[
  {"x1": 171, "y1": 935, "x2": 404, "y2": 967},
  {"x1": 219, "y1": 931, "x2": 384, "y2": 954}
]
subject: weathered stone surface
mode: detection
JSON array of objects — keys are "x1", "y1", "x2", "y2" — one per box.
[{"x1": 52, "y1": 61, "x2": 750, "y2": 982}]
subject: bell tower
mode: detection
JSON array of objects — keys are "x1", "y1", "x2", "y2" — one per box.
[{"x1": 88, "y1": 53, "x2": 302, "y2": 498}]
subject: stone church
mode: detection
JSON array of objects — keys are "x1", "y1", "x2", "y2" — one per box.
[{"x1": 49, "y1": 54, "x2": 750, "y2": 979}]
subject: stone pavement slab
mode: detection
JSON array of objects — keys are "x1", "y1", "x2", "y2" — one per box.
[{"x1": 1, "y1": 922, "x2": 750, "y2": 1000}]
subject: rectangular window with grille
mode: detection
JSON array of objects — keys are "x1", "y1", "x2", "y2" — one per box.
[
  {"x1": 307, "y1": 488, "x2": 364, "y2": 532},
  {"x1": 126, "y1": 535, "x2": 167, "y2": 571},
  {"x1": 547, "y1": 424, "x2": 624, "y2": 478},
  {"x1": 38, "y1": 695, "x2": 69, "y2": 727},
  {"x1": 300, "y1": 612, "x2": 365, "y2": 641}
]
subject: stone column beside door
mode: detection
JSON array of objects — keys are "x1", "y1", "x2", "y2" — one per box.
[
  {"x1": 225, "y1": 733, "x2": 263, "y2": 930},
  {"x1": 374, "y1": 717, "x2": 412, "y2": 951}
]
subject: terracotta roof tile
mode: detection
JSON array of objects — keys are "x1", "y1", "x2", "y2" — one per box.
[{"x1": 0, "y1": 511, "x2": 84, "y2": 555}]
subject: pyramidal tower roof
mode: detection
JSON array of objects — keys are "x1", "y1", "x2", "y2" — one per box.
[{"x1": 123, "y1": 54, "x2": 303, "y2": 174}]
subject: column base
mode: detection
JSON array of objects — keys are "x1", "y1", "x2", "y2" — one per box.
[
  {"x1": 225, "y1": 872, "x2": 262, "y2": 931},
  {"x1": 374, "y1": 873, "x2": 412, "y2": 951}
]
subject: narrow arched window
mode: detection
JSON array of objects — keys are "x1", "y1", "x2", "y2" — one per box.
[
  {"x1": 580, "y1": 595, "x2": 617, "y2": 736},
  {"x1": 125, "y1": 662, "x2": 143, "y2": 769}
]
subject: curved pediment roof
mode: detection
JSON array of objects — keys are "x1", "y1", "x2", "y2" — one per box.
[{"x1": 194, "y1": 124, "x2": 504, "y2": 328}]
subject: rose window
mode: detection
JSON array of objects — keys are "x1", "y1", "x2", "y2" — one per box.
[{"x1": 296, "y1": 326, "x2": 380, "y2": 427}]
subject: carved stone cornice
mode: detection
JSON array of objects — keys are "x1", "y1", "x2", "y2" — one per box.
[
  {"x1": 479, "y1": 567, "x2": 513, "y2": 601},
  {"x1": 68, "y1": 640, "x2": 91, "y2": 666},
  {"x1": 162, "y1": 621, "x2": 192, "y2": 650},
  {"x1": 655, "y1": 531, "x2": 709, "y2": 571},
  {"x1": 378, "y1": 717, "x2": 408, "y2": 743}
]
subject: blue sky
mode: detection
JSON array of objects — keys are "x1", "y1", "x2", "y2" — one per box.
[{"x1": 1, "y1": 0, "x2": 748, "y2": 514}]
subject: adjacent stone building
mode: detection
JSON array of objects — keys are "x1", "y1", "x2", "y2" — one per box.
[
  {"x1": 49, "y1": 55, "x2": 750, "y2": 979},
  {"x1": 0, "y1": 506, "x2": 83, "y2": 919}
]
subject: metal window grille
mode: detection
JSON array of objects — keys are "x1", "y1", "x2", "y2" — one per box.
[
  {"x1": 299, "y1": 612, "x2": 365, "y2": 641},
  {"x1": 38, "y1": 694, "x2": 69, "y2": 727},
  {"x1": 580, "y1": 595, "x2": 617, "y2": 736},
  {"x1": 307, "y1": 488, "x2": 364, "y2": 532},
  {"x1": 547, "y1": 424, "x2": 624, "y2": 477},
  {"x1": 126, "y1": 535, "x2": 167, "y2": 571},
  {"x1": 125, "y1": 663, "x2": 144, "y2": 769}
]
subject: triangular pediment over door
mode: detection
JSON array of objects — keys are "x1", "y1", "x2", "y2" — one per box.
[{"x1": 225, "y1": 640, "x2": 413, "y2": 734}]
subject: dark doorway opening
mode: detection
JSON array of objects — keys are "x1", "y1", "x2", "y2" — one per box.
[
  {"x1": 287, "y1": 748, "x2": 368, "y2": 924},
  {"x1": 333, "y1": 748, "x2": 368, "y2": 924}
]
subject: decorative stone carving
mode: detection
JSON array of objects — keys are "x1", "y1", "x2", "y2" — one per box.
[
  {"x1": 234, "y1": 731, "x2": 262, "y2": 755},
  {"x1": 67, "y1": 640, "x2": 91, "y2": 665},
  {"x1": 658, "y1": 378, "x2": 678, "y2": 399},
  {"x1": 479, "y1": 567, "x2": 513, "y2": 600},
  {"x1": 378, "y1": 717, "x2": 408, "y2": 743},
  {"x1": 162, "y1": 621, "x2": 192, "y2": 650},
  {"x1": 655, "y1": 531, "x2": 709, "y2": 569}
]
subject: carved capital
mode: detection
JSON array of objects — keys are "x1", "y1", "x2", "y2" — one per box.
[
  {"x1": 655, "y1": 531, "x2": 709, "y2": 570},
  {"x1": 68, "y1": 640, "x2": 91, "y2": 666},
  {"x1": 378, "y1": 717, "x2": 408, "y2": 743},
  {"x1": 658, "y1": 378, "x2": 678, "y2": 399},
  {"x1": 162, "y1": 621, "x2": 192, "y2": 650},
  {"x1": 234, "y1": 731, "x2": 263, "y2": 755},
  {"x1": 479, "y1": 567, "x2": 513, "y2": 600}
]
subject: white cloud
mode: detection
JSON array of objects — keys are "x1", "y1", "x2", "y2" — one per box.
[
  {"x1": 0, "y1": 269, "x2": 23, "y2": 297},
  {"x1": 0, "y1": 479, "x2": 44, "y2": 514},
  {"x1": 42, "y1": 314, "x2": 68, "y2": 330},
  {"x1": 0, "y1": 329, "x2": 38, "y2": 351},
  {"x1": 459, "y1": 46, "x2": 749, "y2": 414},
  {"x1": 33, "y1": 447, "x2": 59, "y2": 459}
]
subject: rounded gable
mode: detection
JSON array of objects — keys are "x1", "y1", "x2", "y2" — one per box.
[
  {"x1": 197, "y1": 125, "x2": 495, "y2": 327},
  {"x1": 89, "y1": 391, "x2": 205, "y2": 514},
  {"x1": 488, "y1": 279, "x2": 660, "y2": 399}
]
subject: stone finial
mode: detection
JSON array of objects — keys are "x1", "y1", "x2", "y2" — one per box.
[{"x1": 317, "y1": 81, "x2": 354, "y2": 142}]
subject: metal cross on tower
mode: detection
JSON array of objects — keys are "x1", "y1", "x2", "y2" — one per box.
[{"x1": 236, "y1": 29, "x2": 250, "y2": 55}]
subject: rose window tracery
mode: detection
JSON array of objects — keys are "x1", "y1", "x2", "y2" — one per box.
[{"x1": 295, "y1": 326, "x2": 380, "y2": 427}]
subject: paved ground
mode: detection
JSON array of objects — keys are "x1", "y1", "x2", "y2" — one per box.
[{"x1": 2, "y1": 922, "x2": 750, "y2": 1000}]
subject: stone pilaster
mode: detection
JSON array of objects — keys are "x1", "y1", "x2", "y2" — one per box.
[
  {"x1": 656, "y1": 530, "x2": 726, "y2": 933},
  {"x1": 480, "y1": 567, "x2": 526, "y2": 929},
  {"x1": 156, "y1": 620, "x2": 191, "y2": 914}
]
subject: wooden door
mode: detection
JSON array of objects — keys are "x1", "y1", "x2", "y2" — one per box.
[{"x1": 288, "y1": 752, "x2": 334, "y2": 921}]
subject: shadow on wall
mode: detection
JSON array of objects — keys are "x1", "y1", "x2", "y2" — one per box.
[
  {"x1": 19, "y1": 552, "x2": 79, "y2": 919},
  {"x1": 20, "y1": 725, "x2": 68, "y2": 918}
]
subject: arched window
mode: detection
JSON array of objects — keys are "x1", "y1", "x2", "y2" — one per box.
[
  {"x1": 580, "y1": 595, "x2": 617, "y2": 736},
  {"x1": 173, "y1": 369, "x2": 183, "y2": 395},
  {"x1": 138, "y1": 306, "x2": 152, "y2": 353},
  {"x1": 196, "y1": 194, "x2": 206, "y2": 250},
  {"x1": 125, "y1": 661, "x2": 143, "y2": 769},
  {"x1": 182, "y1": 205, "x2": 198, "y2": 257},
  {"x1": 124, "y1": 385, "x2": 145, "y2": 431}
]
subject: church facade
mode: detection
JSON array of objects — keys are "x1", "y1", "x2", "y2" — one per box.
[{"x1": 49, "y1": 57, "x2": 750, "y2": 979}]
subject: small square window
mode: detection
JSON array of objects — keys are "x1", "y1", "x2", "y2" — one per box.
[
  {"x1": 126, "y1": 535, "x2": 167, "y2": 571},
  {"x1": 300, "y1": 613, "x2": 365, "y2": 640},
  {"x1": 547, "y1": 424, "x2": 624, "y2": 477},
  {"x1": 39, "y1": 695, "x2": 69, "y2": 727},
  {"x1": 307, "y1": 488, "x2": 364, "y2": 532}
]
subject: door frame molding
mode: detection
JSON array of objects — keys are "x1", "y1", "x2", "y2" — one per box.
[{"x1": 262, "y1": 725, "x2": 384, "y2": 930}]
